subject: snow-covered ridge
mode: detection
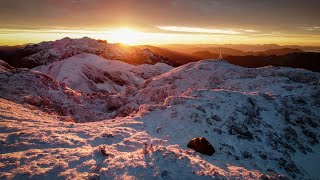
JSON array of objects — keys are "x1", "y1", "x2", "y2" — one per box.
[
  {"x1": 0, "y1": 57, "x2": 319, "y2": 179},
  {"x1": 33, "y1": 53, "x2": 144, "y2": 94},
  {"x1": 0, "y1": 67, "x2": 129, "y2": 122},
  {"x1": 17, "y1": 37, "x2": 175, "y2": 68},
  {"x1": 135, "y1": 59, "x2": 319, "y2": 103},
  {"x1": 133, "y1": 62, "x2": 173, "y2": 79},
  {"x1": 33, "y1": 53, "x2": 173, "y2": 94}
]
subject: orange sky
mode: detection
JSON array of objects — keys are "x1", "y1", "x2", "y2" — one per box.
[{"x1": 1, "y1": 0, "x2": 320, "y2": 46}]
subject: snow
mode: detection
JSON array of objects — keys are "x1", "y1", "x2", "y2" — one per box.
[
  {"x1": 133, "y1": 62, "x2": 173, "y2": 79},
  {"x1": 1, "y1": 57, "x2": 320, "y2": 179},
  {"x1": 33, "y1": 53, "x2": 173, "y2": 94},
  {"x1": 292, "y1": 146, "x2": 320, "y2": 178},
  {"x1": 0, "y1": 67, "x2": 128, "y2": 122},
  {"x1": 134, "y1": 60, "x2": 319, "y2": 104},
  {"x1": 33, "y1": 53, "x2": 146, "y2": 94},
  {"x1": 0, "y1": 98, "x2": 268, "y2": 179}
]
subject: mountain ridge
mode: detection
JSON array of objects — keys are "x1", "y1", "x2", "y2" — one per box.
[
  {"x1": 1, "y1": 37, "x2": 177, "y2": 68},
  {"x1": 1, "y1": 38, "x2": 319, "y2": 73}
]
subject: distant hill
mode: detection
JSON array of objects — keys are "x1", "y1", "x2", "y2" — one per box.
[
  {"x1": 252, "y1": 48, "x2": 304, "y2": 56},
  {"x1": 160, "y1": 43, "x2": 320, "y2": 53},
  {"x1": 225, "y1": 52, "x2": 320, "y2": 72},
  {"x1": 187, "y1": 47, "x2": 303, "y2": 57},
  {"x1": 137, "y1": 45, "x2": 199, "y2": 65},
  {"x1": 193, "y1": 47, "x2": 247, "y2": 56},
  {"x1": 0, "y1": 45, "x2": 25, "y2": 60},
  {"x1": 191, "y1": 51, "x2": 219, "y2": 59},
  {"x1": 191, "y1": 48, "x2": 304, "y2": 59}
]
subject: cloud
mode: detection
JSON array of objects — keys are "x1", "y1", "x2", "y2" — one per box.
[
  {"x1": 240, "y1": 29, "x2": 259, "y2": 33},
  {"x1": 71, "y1": 0, "x2": 89, "y2": 4},
  {"x1": 0, "y1": 28, "x2": 112, "y2": 35},
  {"x1": 157, "y1": 26, "x2": 241, "y2": 35},
  {"x1": 156, "y1": 26, "x2": 259, "y2": 35},
  {"x1": 300, "y1": 26, "x2": 320, "y2": 31}
]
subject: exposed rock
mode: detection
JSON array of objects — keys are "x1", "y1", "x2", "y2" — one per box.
[
  {"x1": 211, "y1": 114, "x2": 222, "y2": 122},
  {"x1": 187, "y1": 137, "x2": 215, "y2": 156},
  {"x1": 100, "y1": 145, "x2": 108, "y2": 157},
  {"x1": 23, "y1": 95, "x2": 43, "y2": 106},
  {"x1": 228, "y1": 123, "x2": 254, "y2": 140}
]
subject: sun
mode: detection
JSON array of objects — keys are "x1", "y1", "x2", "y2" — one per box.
[{"x1": 111, "y1": 28, "x2": 139, "y2": 45}]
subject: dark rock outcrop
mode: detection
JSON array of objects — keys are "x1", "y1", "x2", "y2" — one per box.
[{"x1": 187, "y1": 137, "x2": 215, "y2": 156}]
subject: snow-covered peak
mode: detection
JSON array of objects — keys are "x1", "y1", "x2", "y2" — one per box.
[
  {"x1": 35, "y1": 37, "x2": 105, "y2": 51},
  {"x1": 33, "y1": 53, "x2": 144, "y2": 94},
  {"x1": 18, "y1": 37, "x2": 173, "y2": 68},
  {"x1": 33, "y1": 53, "x2": 174, "y2": 94}
]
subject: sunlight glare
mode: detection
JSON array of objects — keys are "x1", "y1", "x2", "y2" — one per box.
[{"x1": 111, "y1": 28, "x2": 139, "y2": 45}]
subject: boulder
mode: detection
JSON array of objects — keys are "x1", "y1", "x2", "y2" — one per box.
[
  {"x1": 23, "y1": 95, "x2": 43, "y2": 106},
  {"x1": 187, "y1": 137, "x2": 215, "y2": 156}
]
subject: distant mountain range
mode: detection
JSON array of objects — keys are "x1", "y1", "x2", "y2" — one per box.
[
  {"x1": 226, "y1": 53, "x2": 320, "y2": 72},
  {"x1": 135, "y1": 45, "x2": 319, "y2": 72},
  {"x1": 0, "y1": 38, "x2": 319, "y2": 72},
  {"x1": 191, "y1": 47, "x2": 303, "y2": 57},
  {"x1": 0, "y1": 37, "x2": 177, "y2": 68},
  {"x1": 160, "y1": 43, "x2": 320, "y2": 53},
  {"x1": 137, "y1": 45, "x2": 199, "y2": 65}
]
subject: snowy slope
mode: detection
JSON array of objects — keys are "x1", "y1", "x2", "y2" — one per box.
[
  {"x1": 0, "y1": 67, "x2": 127, "y2": 122},
  {"x1": 133, "y1": 62, "x2": 173, "y2": 79},
  {"x1": 135, "y1": 60, "x2": 320, "y2": 103},
  {"x1": 0, "y1": 98, "x2": 285, "y2": 179},
  {"x1": 137, "y1": 88, "x2": 319, "y2": 179},
  {"x1": 33, "y1": 53, "x2": 145, "y2": 94},
  {"x1": 128, "y1": 60, "x2": 320, "y2": 178},
  {"x1": 33, "y1": 53, "x2": 173, "y2": 94},
  {"x1": 0, "y1": 59, "x2": 319, "y2": 179}
]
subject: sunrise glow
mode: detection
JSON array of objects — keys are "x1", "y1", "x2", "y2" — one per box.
[
  {"x1": 110, "y1": 28, "x2": 140, "y2": 45},
  {"x1": 0, "y1": 0, "x2": 319, "y2": 46}
]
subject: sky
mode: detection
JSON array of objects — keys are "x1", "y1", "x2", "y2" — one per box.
[{"x1": 0, "y1": 0, "x2": 320, "y2": 46}]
